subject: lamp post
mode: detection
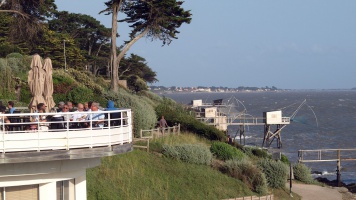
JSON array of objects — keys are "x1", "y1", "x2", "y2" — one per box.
[{"x1": 63, "y1": 40, "x2": 67, "y2": 71}]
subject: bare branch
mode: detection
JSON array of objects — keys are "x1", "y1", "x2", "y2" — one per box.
[{"x1": 0, "y1": 10, "x2": 29, "y2": 19}]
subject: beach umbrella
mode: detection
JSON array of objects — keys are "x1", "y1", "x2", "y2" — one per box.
[
  {"x1": 28, "y1": 54, "x2": 45, "y2": 112},
  {"x1": 43, "y1": 57, "x2": 55, "y2": 113}
]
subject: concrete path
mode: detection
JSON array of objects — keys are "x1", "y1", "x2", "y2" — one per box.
[{"x1": 289, "y1": 183, "x2": 343, "y2": 200}]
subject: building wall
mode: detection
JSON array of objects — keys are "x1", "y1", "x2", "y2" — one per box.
[{"x1": 0, "y1": 158, "x2": 100, "y2": 200}]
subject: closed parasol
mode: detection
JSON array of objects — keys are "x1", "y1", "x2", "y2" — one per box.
[
  {"x1": 28, "y1": 54, "x2": 45, "y2": 112},
  {"x1": 43, "y1": 57, "x2": 55, "y2": 112}
]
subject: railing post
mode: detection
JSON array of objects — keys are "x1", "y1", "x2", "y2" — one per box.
[
  {"x1": 178, "y1": 123, "x2": 180, "y2": 135},
  {"x1": 147, "y1": 139, "x2": 150, "y2": 152},
  {"x1": 337, "y1": 149, "x2": 342, "y2": 187},
  {"x1": 140, "y1": 129, "x2": 142, "y2": 138},
  {"x1": 108, "y1": 112, "x2": 111, "y2": 147}
]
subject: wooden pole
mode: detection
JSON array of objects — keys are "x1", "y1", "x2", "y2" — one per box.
[{"x1": 337, "y1": 150, "x2": 342, "y2": 187}]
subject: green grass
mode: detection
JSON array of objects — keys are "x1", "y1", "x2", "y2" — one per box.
[
  {"x1": 87, "y1": 133, "x2": 303, "y2": 199},
  {"x1": 87, "y1": 150, "x2": 254, "y2": 200}
]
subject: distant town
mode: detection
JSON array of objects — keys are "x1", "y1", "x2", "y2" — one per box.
[{"x1": 149, "y1": 86, "x2": 281, "y2": 93}]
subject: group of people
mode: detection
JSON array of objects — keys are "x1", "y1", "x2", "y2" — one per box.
[
  {"x1": 0, "y1": 100, "x2": 120, "y2": 132},
  {"x1": 32, "y1": 100, "x2": 119, "y2": 131}
]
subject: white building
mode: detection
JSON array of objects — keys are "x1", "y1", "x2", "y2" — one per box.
[{"x1": 0, "y1": 109, "x2": 132, "y2": 200}]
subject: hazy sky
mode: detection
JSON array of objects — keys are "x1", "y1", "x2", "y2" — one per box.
[{"x1": 56, "y1": 1, "x2": 356, "y2": 89}]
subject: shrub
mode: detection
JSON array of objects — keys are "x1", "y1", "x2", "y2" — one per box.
[
  {"x1": 225, "y1": 158, "x2": 268, "y2": 195},
  {"x1": 242, "y1": 146, "x2": 271, "y2": 159},
  {"x1": 293, "y1": 163, "x2": 315, "y2": 184},
  {"x1": 105, "y1": 89, "x2": 157, "y2": 136},
  {"x1": 258, "y1": 158, "x2": 289, "y2": 188},
  {"x1": 210, "y1": 141, "x2": 245, "y2": 161},
  {"x1": 155, "y1": 98, "x2": 226, "y2": 141},
  {"x1": 281, "y1": 154, "x2": 290, "y2": 165},
  {"x1": 162, "y1": 144, "x2": 212, "y2": 165},
  {"x1": 67, "y1": 86, "x2": 94, "y2": 105}
]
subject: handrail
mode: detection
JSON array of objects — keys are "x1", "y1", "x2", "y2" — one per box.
[
  {"x1": 298, "y1": 148, "x2": 356, "y2": 162},
  {"x1": 0, "y1": 109, "x2": 132, "y2": 153}
]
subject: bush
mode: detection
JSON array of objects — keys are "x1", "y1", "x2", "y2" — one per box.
[
  {"x1": 225, "y1": 158, "x2": 268, "y2": 195},
  {"x1": 258, "y1": 158, "x2": 289, "y2": 188},
  {"x1": 162, "y1": 144, "x2": 212, "y2": 165},
  {"x1": 105, "y1": 89, "x2": 157, "y2": 137},
  {"x1": 155, "y1": 98, "x2": 226, "y2": 141},
  {"x1": 281, "y1": 154, "x2": 290, "y2": 165},
  {"x1": 210, "y1": 141, "x2": 245, "y2": 161},
  {"x1": 293, "y1": 163, "x2": 315, "y2": 184},
  {"x1": 242, "y1": 146, "x2": 271, "y2": 159},
  {"x1": 67, "y1": 86, "x2": 94, "y2": 105}
]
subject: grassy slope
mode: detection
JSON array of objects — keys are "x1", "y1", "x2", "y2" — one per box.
[{"x1": 87, "y1": 149, "x2": 254, "y2": 200}]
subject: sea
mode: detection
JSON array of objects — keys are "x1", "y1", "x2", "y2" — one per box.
[{"x1": 157, "y1": 90, "x2": 356, "y2": 184}]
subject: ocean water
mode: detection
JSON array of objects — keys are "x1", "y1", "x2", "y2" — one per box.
[{"x1": 158, "y1": 90, "x2": 356, "y2": 184}]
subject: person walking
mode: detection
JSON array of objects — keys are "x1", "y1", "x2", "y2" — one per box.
[{"x1": 159, "y1": 115, "x2": 168, "y2": 135}]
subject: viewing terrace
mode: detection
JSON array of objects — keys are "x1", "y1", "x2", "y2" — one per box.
[{"x1": 0, "y1": 109, "x2": 133, "y2": 164}]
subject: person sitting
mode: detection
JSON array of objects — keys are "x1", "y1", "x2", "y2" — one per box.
[
  {"x1": 0, "y1": 107, "x2": 10, "y2": 131},
  {"x1": 32, "y1": 103, "x2": 48, "y2": 131},
  {"x1": 57, "y1": 101, "x2": 65, "y2": 112},
  {"x1": 0, "y1": 101, "x2": 6, "y2": 111},
  {"x1": 71, "y1": 103, "x2": 86, "y2": 121},
  {"x1": 85, "y1": 102, "x2": 105, "y2": 128},
  {"x1": 66, "y1": 101, "x2": 76, "y2": 112},
  {"x1": 70, "y1": 103, "x2": 87, "y2": 128},
  {"x1": 7, "y1": 101, "x2": 16, "y2": 114},
  {"x1": 84, "y1": 102, "x2": 90, "y2": 111}
]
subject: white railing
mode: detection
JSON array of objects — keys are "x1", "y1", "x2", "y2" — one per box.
[{"x1": 0, "y1": 109, "x2": 132, "y2": 153}]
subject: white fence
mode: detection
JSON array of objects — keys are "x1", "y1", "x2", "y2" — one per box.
[{"x1": 0, "y1": 109, "x2": 132, "y2": 153}]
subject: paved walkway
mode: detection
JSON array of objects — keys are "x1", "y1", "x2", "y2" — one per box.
[{"x1": 289, "y1": 183, "x2": 347, "y2": 200}]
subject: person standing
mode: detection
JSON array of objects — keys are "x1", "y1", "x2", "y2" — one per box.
[{"x1": 159, "y1": 115, "x2": 168, "y2": 134}]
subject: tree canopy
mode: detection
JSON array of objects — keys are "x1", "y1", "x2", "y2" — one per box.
[
  {"x1": 0, "y1": 0, "x2": 192, "y2": 93},
  {"x1": 102, "y1": 0, "x2": 191, "y2": 92}
]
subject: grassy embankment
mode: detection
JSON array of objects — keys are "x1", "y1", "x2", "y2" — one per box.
[{"x1": 87, "y1": 133, "x2": 301, "y2": 200}]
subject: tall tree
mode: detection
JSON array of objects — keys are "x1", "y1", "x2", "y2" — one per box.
[
  {"x1": 102, "y1": 0, "x2": 191, "y2": 92},
  {"x1": 0, "y1": 0, "x2": 57, "y2": 53},
  {"x1": 120, "y1": 54, "x2": 157, "y2": 84},
  {"x1": 49, "y1": 11, "x2": 111, "y2": 73}
]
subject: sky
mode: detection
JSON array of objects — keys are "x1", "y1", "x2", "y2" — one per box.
[{"x1": 56, "y1": 1, "x2": 356, "y2": 89}]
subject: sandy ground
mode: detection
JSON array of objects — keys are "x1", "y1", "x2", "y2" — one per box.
[{"x1": 289, "y1": 182, "x2": 356, "y2": 200}]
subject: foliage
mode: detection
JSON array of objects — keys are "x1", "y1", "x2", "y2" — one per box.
[
  {"x1": 162, "y1": 144, "x2": 212, "y2": 165},
  {"x1": 225, "y1": 158, "x2": 268, "y2": 195},
  {"x1": 293, "y1": 163, "x2": 316, "y2": 184},
  {"x1": 105, "y1": 89, "x2": 157, "y2": 136},
  {"x1": 48, "y1": 11, "x2": 111, "y2": 72},
  {"x1": 67, "y1": 86, "x2": 94, "y2": 105},
  {"x1": 120, "y1": 54, "x2": 157, "y2": 84},
  {"x1": 149, "y1": 132, "x2": 210, "y2": 153},
  {"x1": 68, "y1": 69, "x2": 105, "y2": 95},
  {"x1": 0, "y1": 60, "x2": 16, "y2": 99},
  {"x1": 210, "y1": 141, "x2": 245, "y2": 161},
  {"x1": 127, "y1": 75, "x2": 148, "y2": 93},
  {"x1": 242, "y1": 146, "x2": 271, "y2": 159},
  {"x1": 280, "y1": 154, "x2": 290, "y2": 165},
  {"x1": 120, "y1": 0, "x2": 192, "y2": 45},
  {"x1": 87, "y1": 150, "x2": 253, "y2": 200},
  {"x1": 155, "y1": 98, "x2": 226, "y2": 141},
  {"x1": 257, "y1": 158, "x2": 289, "y2": 188}
]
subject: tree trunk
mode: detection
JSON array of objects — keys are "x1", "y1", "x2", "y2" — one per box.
[{"x1": 110, "y1": 2, "x2": 121, "y2": 92}]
